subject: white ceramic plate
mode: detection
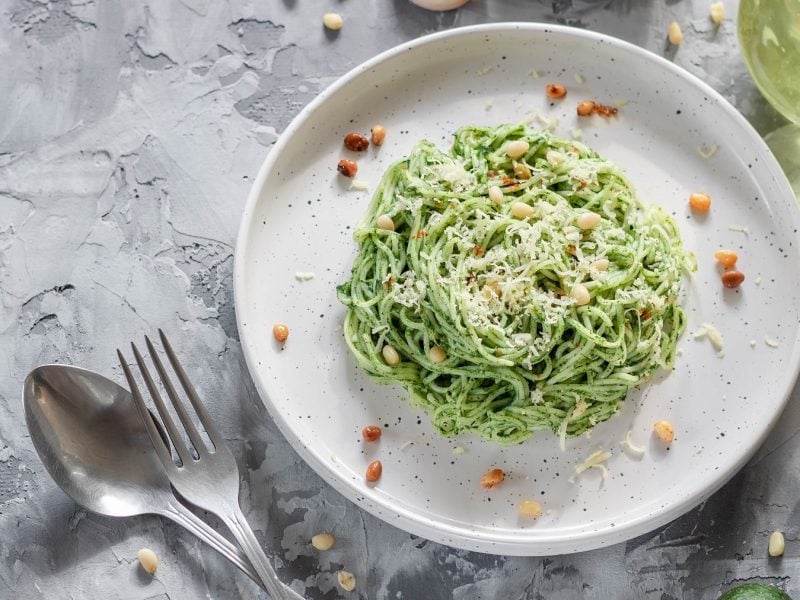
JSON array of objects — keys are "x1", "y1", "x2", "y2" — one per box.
[{"x1": 234, "y1": 24, "x2": 800, "y2": 555}]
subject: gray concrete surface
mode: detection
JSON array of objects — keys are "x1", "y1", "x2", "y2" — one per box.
[{"x1": 0, "y1": 0, "x2": 797, "y2": 598}]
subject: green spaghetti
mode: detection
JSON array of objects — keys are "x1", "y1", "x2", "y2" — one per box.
[{"x1": 336, "y1": 124, "x2": 694, "y2": 445}]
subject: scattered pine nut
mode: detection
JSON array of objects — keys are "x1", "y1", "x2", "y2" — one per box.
[
  {"x1": 337, "y1": 159, "x2": 357, "y2": 177},
  {"x1": 323, "y1": 13, "x2": 344, "y2": 30},
  {"x1": 362, "y1": 425, "x2": 382, "y2": 442},
  {"x1": 721, "y1": 270, "x2": 745, "y2": 289},
  {"x1": 480, "y1": 468, "x2": 505, "y2": 489},
  {"x1": 714, "y1": 249, "x2": 738, "y2": 268},
  {"x1": 376, "y1": 214, "x2": 395, "y2": 231},
  {"x1": 365, "y1": 460, "x2": 382, "y2": 482},
  {"x1": 505, "y1": 140, "x2": 530, "y2": 159},
  {"x1": 519, "y1": 499, "x2": 543, "y2": 519},
  {"x1": 668, "y1": 21, "x2": 684, "y2": 45},
  {"x1": 311, "y1": 533, "x2": 336, "y2": 551},
  {"x1": 545, "y1": 83, "x2": 567, "y2": 99},
  {"x1": 337, "y1": 570, "x2": 356, "y2": 592},
  {"x1": 591, "y1": 258, "x2": 610, "y2": 272},
  {"x1": 513, "y1": 162, "x2": 532, "y2": 180},
  {"x1": 343, "y1": 132, "x2": 369, "y2": 151},
  {"x1": 511, "y1": 202, "x2": 535, "y2": 219},
  {"x1": 371, "y1": 124, "x2": 386, "y2": 146},
  {"x1": 576, "y1": 211, "x2": 601, "y2": 230},
  {"x1": 428, "y1": 346, "x2": 447, "y2": 363},
  {"x1": 137, "y1": 548, "x2": 158, "y2": 575},
  {"x1": 653, "y1": 420, "x2": 674, "y2": 443},
  {"x1": 577, "y1": 101, "x2": 595, "y2": 116},
  {"x1": 689, "y1": 192, "x2": 711, "y2": 213},
  {"x1": 273, "y1": 323, "x2": 289, "y2": 343},
  {"x1": 709, "y1": 2, "x2": 725, "y2": 25},
  {"x1": 488, "y1": 185, "x2": 504, "y2": 204},
  {"x1": 571, "y1": 284, "x2": 591, "y2": 306},
  {"x1": 769, "y1": 531, "x2": 785, "y2": 557},
  {"x1": 382, "y1": 344, "x2": 400, "y2": 366}
]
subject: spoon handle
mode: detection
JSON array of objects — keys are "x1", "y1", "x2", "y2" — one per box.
[{"x1": 160, "y1": 498, "x2": 261, "y2": 585}]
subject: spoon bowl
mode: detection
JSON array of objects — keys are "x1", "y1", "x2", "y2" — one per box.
[{"x1": 24, "y1": 365, "x2": 169, "y2": 518}]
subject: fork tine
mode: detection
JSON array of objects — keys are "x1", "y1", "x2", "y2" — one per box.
[
  {"x1": 117, "y1": 349, "x2": 177, "y2": 473},
  {"x1": 158, "y1": 329, "x2": 224, "y2": 449},
  {"x1": 145, "y1": 335, "x2": 208, "y2": 456},
  {"x1": 130, "y1": 341, "x2": 193, "y2": 465}
]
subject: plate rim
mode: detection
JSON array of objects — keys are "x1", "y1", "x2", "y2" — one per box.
[{"x1": 233, "y1": 22, "x2": 800, "y2": 555}]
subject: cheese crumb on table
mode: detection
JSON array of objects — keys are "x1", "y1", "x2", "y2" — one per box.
[
  {"x1": 765, "y1": 336, "x2": 780, "y2": 348},
  {"x1": 694, "y1": 322, "x2": 724, "y2": 357},
  {"x1": 295, "y1": 272, "x2": 315, "y2": 281}
]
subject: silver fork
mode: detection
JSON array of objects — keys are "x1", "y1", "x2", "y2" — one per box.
[{"x1": 117, "y1": 330, "x2": 291, "y2": 600}]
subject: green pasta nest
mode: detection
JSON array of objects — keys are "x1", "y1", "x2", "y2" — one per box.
[{"x1": 337, "y1": 124, "x2": 694, "y2": 445}]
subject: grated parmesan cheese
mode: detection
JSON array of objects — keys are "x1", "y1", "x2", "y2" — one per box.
[
  {"x1": 452, "y1": 446, "x2": 465, "y2": 456},
  {"x1": 728, "y1": 224, "x2": 750, "y2": 235},
  {"x1": 575, "y1": 449, "x2": 612, "y2": 479},
  {"x1": 295, "y1": 272, "x2": 315, "y2": 281},
  {"x1": 574, "y1": 73, "x2": 585, "y2": 84},
  {"x1": 755, "y1": 276, "x2": 762, "y2": 286},
  {"x1": 476, "y1": 66, "x2": 493, "y2": 76},
  {"x1": 694, "y1": 322, "x2": 724, "y2": 357},
  {"x1": 350, "y1": 179, "x2": 369, "y2": 191},
  {"x1": 528, "y1": 69, "x2": 540, "y2": 79},
  {"x1": 750, "y1": 339, "x2": 757, "y2": 348},
  {"x1": 765, "y1": 336, "x2": 780, "y2": 348},
  {"x1": 620, "y1": 431, "x2": 645, "y2": 458}
]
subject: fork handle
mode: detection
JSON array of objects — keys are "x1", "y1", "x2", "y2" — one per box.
[
  {"x1": 161, "y1": 499, "x2": 262, "y2": 585},
  {"x1": 221, "y1": 506, "x2": 290, "y2": 600}
]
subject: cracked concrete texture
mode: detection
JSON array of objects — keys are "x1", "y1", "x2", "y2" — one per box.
[{"x1": 0, "y1": 0, "x2": 797, "y2": 598}]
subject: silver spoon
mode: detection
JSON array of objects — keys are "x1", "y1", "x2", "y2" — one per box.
[{"x1": 23, "y1": 364, "x2": 264, "y2": 586}]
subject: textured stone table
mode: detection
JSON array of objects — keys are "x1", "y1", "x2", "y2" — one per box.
[{"x1": 1, "y1": 1, "x2": 797, "y2": 598}]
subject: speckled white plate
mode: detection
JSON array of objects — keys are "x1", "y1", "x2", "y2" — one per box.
[{"x1": 234, "y1": 24, "x2": 800, "y2": 555}]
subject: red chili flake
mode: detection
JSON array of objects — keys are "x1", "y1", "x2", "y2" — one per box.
[
  {"x1": 566, "y1": 245, "x2": 577, "y2": 255},
  {"x1": 640, "y1": 309, "x2": 651, "y2": 320},
  {"x1": 502, "y1": 176, "x2": 515, "y2": 186},
  {"x1": 415, "y1": 230, "x2": 426, "y2": 239},
  {"x1": 487, "y1": 170, "x2": 497, "y2": 178},
  {"x1": 474, "y1": 246, "x2": 484, "y2": 256},
  {"x1": 466, "y1": 274, "x2": 476, "y2": 284},
  {"x1": 384, "y1": 276, "x2": 395, "y2": 290}
]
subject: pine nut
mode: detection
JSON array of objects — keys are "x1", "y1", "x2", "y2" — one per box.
[
  {"x1": 382, "y1": 344, "x2": 400, "y2": 365},
  {"x1": 337, "y1": 159, "x2": 357, "y2": 177},
  {"x1": 365, "y1": 460, "x2": 382, "y2": 482},
  {"x1": 591, "y1": 258, "x2": 610, "y2": 272},
  {"x1": 709, "y1": 2, "x2": 724, "y2": 25},
  {"x1": 273, "y1": 323, "x2": 289, "y2": 343},
  {"x1": 376, "y1": 214, "x2": 395, "y2": 231},
  {"x1": 428, "y1": 346, "x2": 447, "y2": 363},
  {"x1": 689, "y1": 192, "x2": 711, "y2": 213},
  {"x1": 714, "y1": 249, "x2": 738, "y2": 268},
  {"x1": 513, "y1": 162, "x2": 531, "y2": 180},
  {"x1": 137, "y1": 548, "x2": 158, "y2": 575},
  {"x1": 653, "y1": 420, "x2": 674, "y2": 443},
  {"x1": 511, "y1": 202, "x2": 534, "y2": 219},
  {"x1": 577, "y1": 101, "x2": 596, "y2": 116},
  {"x1": 337, "y1": 570, "x2": 356, "y2": 592},
  {"x1": 488, "y1": 185, "x2": 504, "y2": 204},
  {"x1": 571, "y1": 284, "x2": 590, "y2": 306},
  {"x1": 480, "y1": 468, "x2": 505, "y2": 489},
  {"x1": 362, "y1": 425, "x2": 382, "y2": 442},
  {"x1": 519, "y1": 499, "x2": 543, "y2": 518},
  {"x1": 505, "y1": 140, "x2": 530, "y2": 159},
  {"x1": 344, "y1": 132, "x2": 369, "y2": 151},
  {"x1": 323, "y1": 13, "x2": 344, "y2": 30},
  {"x1": 311, "y1": 533, "x2": 335, "y2": 551},
  {"x1": 371, "y1": 124, "x2": 386, "y2": 146},
  {"x1": 576, "y1": 211, "x2": 601, "y2": 230},
  {"x1": 769, "y1": 531, "x2": 785, "y2": 557},
  {"x1": 668, "y1": 21, "x2": 683, "y2": 45},
  {"x1": 721, "y1": 270, "x2": 745, "y2": 289},
  {"x1": 545, "y1": 83, "x2": 567, "y2": 99}
]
